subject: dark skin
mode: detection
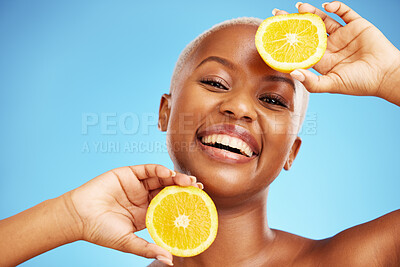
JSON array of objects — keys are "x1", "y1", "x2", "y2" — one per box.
[
  {"x1": 153, "y1": 2, "x2": 400, "y2": 267},
  {"x1": 158, "y1": 24, "x2": 304, "y2": 266},
  {"x1": 0, "y1": 2, "x2": 399, "y2": 267}
]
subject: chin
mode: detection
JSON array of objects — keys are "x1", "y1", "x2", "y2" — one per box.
[{"x1": 169, "y1": 148, "x2": 278, "y2": 206}]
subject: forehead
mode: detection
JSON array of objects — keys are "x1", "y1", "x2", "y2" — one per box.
[{"x1": 191, "y1": 24, "x2": 267, "y2": 74}]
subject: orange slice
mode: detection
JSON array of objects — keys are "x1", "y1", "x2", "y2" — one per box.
[
  {"x1": 146, "y1": 186, "x2": 218, "y2": 257},
  {"x1": 255, "y1": 13, "x2": 327, "y2": 73}
]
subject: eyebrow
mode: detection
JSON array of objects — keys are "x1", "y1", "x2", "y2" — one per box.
[
  {"x1": 195, "y1": 56, "x2": 236, "y2": 70},
  {"x1": 196, "y1": 56, "x2": 295, "y2": 91},
  {"x1": 262, "y1": 75, "x2": 296, "y2": 91}
]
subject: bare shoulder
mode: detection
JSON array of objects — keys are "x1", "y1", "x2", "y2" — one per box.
[
  {"x1": 267, "y1": 229, "x2": 321, "y2": 266},
  {"x1": 313, "y1": 210, "x2": 400, "y2": 266}
]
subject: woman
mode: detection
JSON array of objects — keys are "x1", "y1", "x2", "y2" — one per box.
[{"x1": 1, "y1": 1, "x2": 399, "y2": 266}]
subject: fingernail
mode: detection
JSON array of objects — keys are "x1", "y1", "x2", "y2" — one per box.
[
  {"x1": 295, "y1": 2, "x2": 303, "y2": 9},
  {"x1": 290, "y1": 70, "x2": 305, "y2": 82},
  {"x1": 189, "y1": 175, "x2": 197, "y2": 184},
  {"x1": 272, "y1": 8, "x2": 279, "y2": 16},
  {"x1": 322, "y1": 2, "x2": 329, "y2": 9},
  {"x1": 156, "y1": 255, "x2": 174, "y2": 266},
  {"x1": 197, "y1": 182, "x2": 204, "y2": 190},
  {"x1": 170, "y1": 170, "x2": 176, "y2": 177}
]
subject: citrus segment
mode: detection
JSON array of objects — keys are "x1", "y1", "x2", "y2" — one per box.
[
  {"x1": 255, "y1": 13, "x2": 327, "y2": 73},
  {"x1": 146, "y1": 186, "x2": 218, "y2": 257}
]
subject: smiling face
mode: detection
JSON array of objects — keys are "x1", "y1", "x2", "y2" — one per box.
[{"x1": 159, "y1": 24, "x2": 306, "y2": 206}]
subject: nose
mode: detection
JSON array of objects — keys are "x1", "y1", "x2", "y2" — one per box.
[{"x1": 219, "y1": 91, "x2": 257, "y2": 122}]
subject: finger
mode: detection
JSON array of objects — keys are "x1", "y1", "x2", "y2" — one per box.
[
  {"x1": 118, "y1": 233, "x2": 173, "y2": 266},
  {"x1": 129, "y1": 164, "x2": 175, "y2": 181},
  {"x1": 296, "y1": 2, "x2": 342, "y2": 34},
  {"x1": 141, "y1": 177, "x2": 170, "y2": 191},
  {"x1": 111, "y1": 165, "x2": 175, "y2": 206},
  {"x1": 272, "y1": 8, "x2": 289, "y2": 16},
  {"x1": 173, "y1": 173, "x2": 197, "y2": 186},
  {"x1": 290, "y1": 69, "x2": 342, "y2": 94},
  {"x1": 196, "y1": 182, "x2": 204, "y2": 190},
  {"x1": 148, "y1": 188, "x2": 162, "y2": 200},
  {"x1": 148, "y1": 182, "x2": 204, "y2": 203},
  {"x1": 149, "y1": 181, "x2": 203, "y2": 198},
  {"x1": 323, "y1": 1, "x2": 361, "y2": 24},
  {"x1": 142, "y1": 173, "x2": 197, "y2": 191}
]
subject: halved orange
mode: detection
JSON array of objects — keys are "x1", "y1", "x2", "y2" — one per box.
[
  {"x1": 146, "y1": 186, "x2": 218, "y2": 257},
  {"x1": 255, "y1": 13, "x2": 327, "y2": 73}
]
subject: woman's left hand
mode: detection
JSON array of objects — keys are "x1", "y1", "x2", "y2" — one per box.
[{"x1": 275, "y1": 1, "x2": 400, "y2": 105}]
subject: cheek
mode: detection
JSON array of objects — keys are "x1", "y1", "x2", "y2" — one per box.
[
  {"x1": 166, "y1": 86, "x2": 218, "y2": 165},
  {"x1": 259, "y1": 113, "x2": 297, "y2": 166},
  {"x1": 262, "y1": 112, "x2": 298, "y2": 137},
  {"x1": 169, "y1": 86, "x2": 221, "y2": 132}
]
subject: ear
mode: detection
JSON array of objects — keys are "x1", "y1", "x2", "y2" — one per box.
[
  {"x1": 158, "y1": 94, "x2": 171, "y2": 132},
  {"x1": 284, "y1": 136, "x2": 302, "y2": 171}
]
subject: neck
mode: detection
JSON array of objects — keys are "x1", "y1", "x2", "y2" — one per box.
[{"x1": 173, "y1": 187, "x2": 275, "y2": 267}]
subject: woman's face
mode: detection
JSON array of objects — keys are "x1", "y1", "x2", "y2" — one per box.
[{"x1": 159, "y1": 25, "x2": 304, "y2": 206}]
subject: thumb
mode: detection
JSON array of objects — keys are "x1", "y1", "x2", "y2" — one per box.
[
  {"x1": 117, "y1": 233, "x2": 173, "y2": 266},
  {"x1": 290, "y1": 69, "x2": 341, "y2": 94}
]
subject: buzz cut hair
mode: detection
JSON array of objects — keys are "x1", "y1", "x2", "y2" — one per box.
[
  {"x1": 170, "y1": 17, "x2": 263, "y2": 94},
  {"x1": 169, "y1": 17, "x2": 309, "y2": 134}
]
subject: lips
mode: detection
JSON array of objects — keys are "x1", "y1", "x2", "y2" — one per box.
[
  {"x1": 196, "y1": 124, "x2": 260, "y2": 163},
  {"x1": 200, "y1": 134, "x2": 254, "y2": 157}
]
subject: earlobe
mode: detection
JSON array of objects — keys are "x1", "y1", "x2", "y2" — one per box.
[
  {"x1": 284, "y1": 136, "x2": 302, "y2": 171},
  {"x1": 158, "y1": 94, "x2": 171, "y2": 132}
]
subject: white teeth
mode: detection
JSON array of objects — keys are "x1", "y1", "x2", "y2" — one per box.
[
  {"x1": 216, "y1": 135, "x2": 223, "y2": 144},
  {"x1": 245, "y1": 147, "x2": 252, "y2": 157},
  {"x1": 221, "y1": 136, "x2": 230, "y2": 146},
  {"x1": 200, "y1": 134, "x2": 254, "y2": 157},
  {"x1": 231, "y1": 138, "x2": 238, "y2": 148}
]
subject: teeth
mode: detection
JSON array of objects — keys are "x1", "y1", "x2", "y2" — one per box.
[
  {"x1": 221, "y1": 136, "x2": 229, "y2": 146},
  {"x1": 231, "y1": 138, "x2": 238, "y2": 148},
  {"x1": 200, "y1": 134, "x2": 254, "y2": 157},
  {"x1": 211, "y1": 134, "x2": 217, "y2": 144},
  {"x1": 245, "y1": 147, "x2": 252, "y2": 157}
]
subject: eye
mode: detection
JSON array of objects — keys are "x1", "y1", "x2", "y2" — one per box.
[
  {"x1": 259, "y1": 94, "x2": 288, "y2": 108},
  {"x1": 200, "y1": 77, "x2": 228, "y2": 90}
]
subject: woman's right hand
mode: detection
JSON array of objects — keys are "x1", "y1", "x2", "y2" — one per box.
[{"x1": 64, "y1": 164, "x2": 202, "y2": 266}]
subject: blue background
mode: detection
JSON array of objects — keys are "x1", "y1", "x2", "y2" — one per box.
[{"x1": 1, "y1": 0, "x2": 399, "y2": 266}]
